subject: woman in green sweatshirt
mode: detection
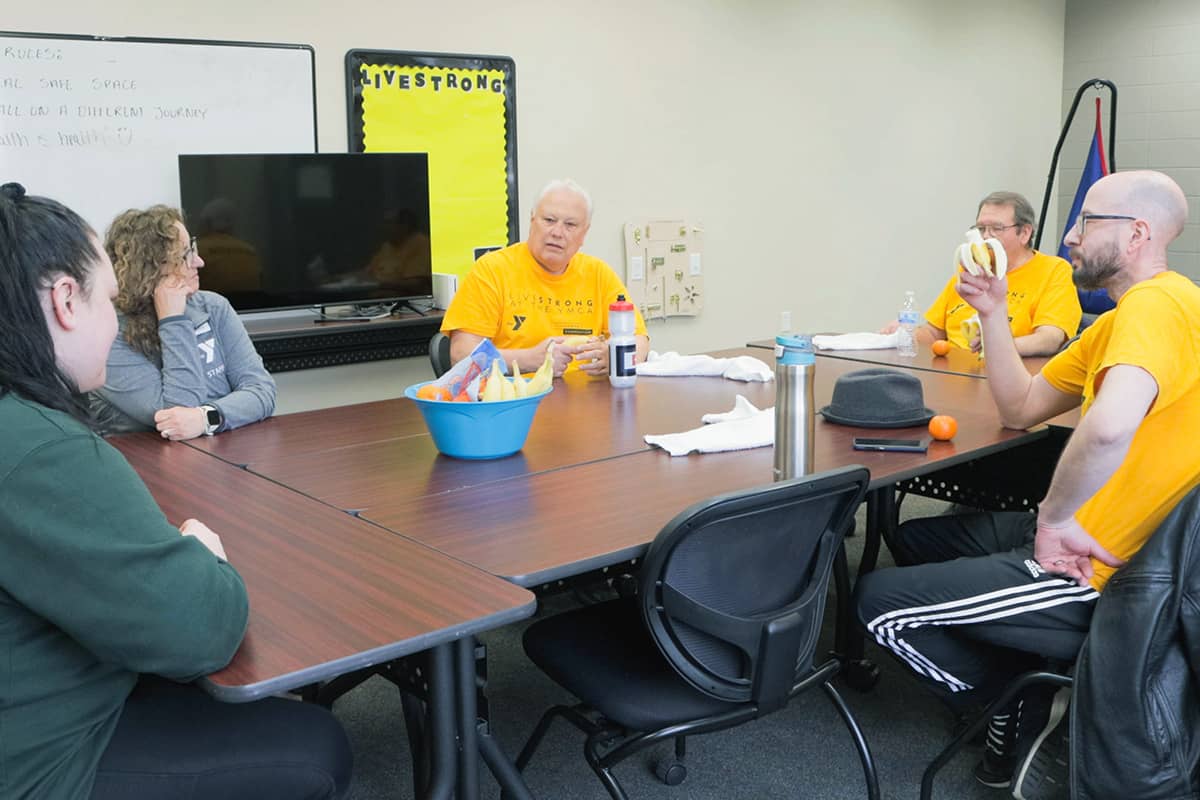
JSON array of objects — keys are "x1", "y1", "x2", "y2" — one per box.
[{"x1": 0, "y1": 183, "x2": 351, "y2": 799}]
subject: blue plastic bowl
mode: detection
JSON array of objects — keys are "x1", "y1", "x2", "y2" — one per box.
[{"x1": 404, "y1": 381, "x2": 553, "y2": 460}]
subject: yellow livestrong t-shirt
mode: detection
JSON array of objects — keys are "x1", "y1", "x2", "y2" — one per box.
[
  {"x1": 441, "y1": 242, "x2": 648, "y2": 373},
  {"x1": 1041, "y1": 271, "x2": 1200, "y2": 591},
  {"x1": 925, "y1": 251, "x2": 1082, "y2": 349}
]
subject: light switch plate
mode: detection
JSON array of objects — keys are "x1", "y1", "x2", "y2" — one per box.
[{"x1": 630, "y1": 256, "x2": 645, "y2": 281}]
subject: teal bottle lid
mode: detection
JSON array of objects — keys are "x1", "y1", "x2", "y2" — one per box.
[{"x1": 775, "y1": 333, "x2": 815, "y2": 366}]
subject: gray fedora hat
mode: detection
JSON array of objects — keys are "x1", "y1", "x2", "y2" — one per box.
[{"x1": 820, "y1": 368, "x2": 936, "y2": 428}]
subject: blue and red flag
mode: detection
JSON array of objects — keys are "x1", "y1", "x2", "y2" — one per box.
[{"x1": 1060, "y1": 97, "x2": 1115, "y2": 313}]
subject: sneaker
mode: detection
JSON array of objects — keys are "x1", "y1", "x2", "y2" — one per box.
[
  {"x1": 973, "y1": 705, "x2": 1020, "y2": 789},
  {"x1": 1011, "y1": 687, "x2": 1071, "y2": 800}
]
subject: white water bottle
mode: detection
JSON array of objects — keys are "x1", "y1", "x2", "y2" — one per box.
[
  {"x1": 897, "y1": 290, "x2": 919, "y2": 357},
  {"x1": 608, "y1": 295, "x2": 637, "y2": 388}
]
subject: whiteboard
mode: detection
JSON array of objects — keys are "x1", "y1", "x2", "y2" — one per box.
[{"x1": 0, "y1": 32, "x2": 316, "y2": 234}]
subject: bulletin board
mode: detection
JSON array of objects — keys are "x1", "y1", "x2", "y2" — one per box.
[
  {"x1": 0, "y1": 31, "x2": 317, "y2": 234},
  {"x1": 345, "y1": 50, "x2": 517, "y2": 279}
]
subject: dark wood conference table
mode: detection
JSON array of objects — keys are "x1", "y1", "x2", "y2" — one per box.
[
  {"x1": 351, "y1": 352, "x2": 1046, "y2": 588},
  {"x1": 161, "y1": 344, "x2": 1059, "y2": 792},
  {"x1": 747, "y1": 337, "x2": 1053, "y2": 378},
  {"x1": 185, "y1": 397, "x2": 427, "y2": 467},
  {"x1": 237, "y1": 348, "x2": 1042, "y2": 516},
  {"x1": 110, "y1": 433, "x2": 537, "y2": 800}
]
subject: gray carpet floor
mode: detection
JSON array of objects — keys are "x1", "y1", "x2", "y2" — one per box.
[{"x1": 332, "y1": 495, "x2": 1010, "y2": 800}]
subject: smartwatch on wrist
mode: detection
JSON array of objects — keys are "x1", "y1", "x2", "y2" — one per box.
[{"x1": 200, "y1": 404, "x2": 223, "y2": 436}]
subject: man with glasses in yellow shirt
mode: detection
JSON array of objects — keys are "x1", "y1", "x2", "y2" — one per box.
[
  {"x1": 442, "y1": 179, "x2": 648, "y2": 378},
  {"x1": 858, "y1": 170, "x2": 1200, "y2": 795},
  {"x1": 884, "y1": 191, "x2": 1082, "y2": 356}
]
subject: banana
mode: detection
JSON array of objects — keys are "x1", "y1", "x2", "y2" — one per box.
[
  {"x1": 481, "y1": 359, "x2": 506, "y2": 402},
  {"x1": 526, "y1": 343, "x2": 555, "y2": 394},
  {"x1": 956, "y1": 242, "x2": 979, "y2": 276},
  {"x1": 511, "y1": 360, "x2": 529, "y2": 398},
  {"x1": 955, "y1": 228, "x2": 1008, "y2": 278},
  {"x1": 500, "y1": 369, "x2": 516, "y2": 400}
]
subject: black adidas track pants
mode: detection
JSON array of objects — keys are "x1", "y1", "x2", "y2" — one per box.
[{"x1": 855, "y1": 511, "x2": 1097, "y2": 711}]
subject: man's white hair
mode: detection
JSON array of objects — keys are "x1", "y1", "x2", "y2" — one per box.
[{"x1": 533, "y1": 179, "x2": 593, "y2": 222}]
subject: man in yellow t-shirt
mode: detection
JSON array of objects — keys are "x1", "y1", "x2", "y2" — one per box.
[
  {"x1": 857, "y1": 171, "x2": 1200, "y2": 790},
  {"x1": 884, "y1": 191, "x2": 1082, "y2": 356},
  {"x1": 441, "y1": 179, "x2": 648, "y2": 377}
]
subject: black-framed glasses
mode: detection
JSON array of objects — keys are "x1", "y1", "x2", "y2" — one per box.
[
  {"x1": 971, "y1": 222, "x2": 1021, "y2": 236},
  {"x1": 1073, "y1": 213, "x2": 1137, "y2": 238},
  {"x1": 180, "y1": 236, "x2": 198, "y2": 264}
]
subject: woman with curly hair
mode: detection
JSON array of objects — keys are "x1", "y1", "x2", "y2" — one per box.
[
  {"x1": 0, "y1": 184, "x2": 350, "y2": 798},
  {"x1": 92, "y1": 205, "x2": 275, "y2": 439}
]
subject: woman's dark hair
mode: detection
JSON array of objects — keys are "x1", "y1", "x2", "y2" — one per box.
[{"x1": 0, "y1": 182, "x2": 99, "y2": 421}]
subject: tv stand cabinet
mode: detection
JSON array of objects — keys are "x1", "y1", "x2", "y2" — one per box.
[{"x1": 244, "y1": 311, "x2": 442, "y2": 372}]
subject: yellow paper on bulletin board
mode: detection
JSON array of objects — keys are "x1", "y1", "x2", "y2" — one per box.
[{"x1": 350, "y1": 55, "x2": 517, "y2": 279}]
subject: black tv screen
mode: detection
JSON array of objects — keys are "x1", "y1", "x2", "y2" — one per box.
[{"x1": 178, "y1": 153, "x2": 432, "y2": 312}]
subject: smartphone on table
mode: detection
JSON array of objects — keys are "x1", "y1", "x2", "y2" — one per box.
[{"x1": 852, "y1": 437, "x2": 929, "y2": 453}]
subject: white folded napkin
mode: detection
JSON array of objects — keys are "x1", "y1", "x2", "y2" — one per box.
[
  {"x1": 636, "y1": 351, "x2": 774, "y2": 382},
  {"x1": 812, "y1": 332, "x2": 900, "y2": 351},
  {"x1": 644, "y1": 395, "x2": 774, "y2": 456}
]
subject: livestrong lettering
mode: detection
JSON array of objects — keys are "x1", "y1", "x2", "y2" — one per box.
[{"x1": 360, "y1": 67, "x2": 504, "y2": 94}]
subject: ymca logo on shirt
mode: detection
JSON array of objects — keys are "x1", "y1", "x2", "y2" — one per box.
[
  {"x1": 194, "y1": 322, "x2": 216, "y2": 364},
  {"x1": 512, "y1": 314, "x2": 526, "y2": 331}
]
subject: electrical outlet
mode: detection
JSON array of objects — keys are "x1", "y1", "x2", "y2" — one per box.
[{"x1": 780, "y1": 311, "x2": 792, "y2": 331}]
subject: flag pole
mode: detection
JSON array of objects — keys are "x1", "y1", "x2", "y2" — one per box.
[{"x1": 1035, "y1": 78, "x2": 1118, "y2": 250}]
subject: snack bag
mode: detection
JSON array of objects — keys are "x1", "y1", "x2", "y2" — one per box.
[{"x1": 430, "y1": 338, "x2": 506, "y2": 401}]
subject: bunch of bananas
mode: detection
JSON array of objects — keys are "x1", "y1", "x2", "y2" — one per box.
[{"x1": 479, "y1": 344, "x2": 554, "y2": 401}]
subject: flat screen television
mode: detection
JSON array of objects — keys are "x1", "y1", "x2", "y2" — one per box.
[{"x1": 178, "y1": 152, "x2": 432, "y2": 313}]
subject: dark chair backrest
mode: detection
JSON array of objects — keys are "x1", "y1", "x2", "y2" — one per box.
[
  {"x1": 429, "y1": 331, "x2": 452, "y2": 377},
  {"x1": 640, "y1": 466, "x2": 869, "y2": 710}
]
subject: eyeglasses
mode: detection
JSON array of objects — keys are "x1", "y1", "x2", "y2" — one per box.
[
  {"x1": 971, "y1": 223, "x2": 1021, "y2": 236},
  {"x1": 1071, "y1": 213, "x2": 1137, "y2": 238},
  {"x1": 180, "y1": 236, "x2": 198, "y2": 265}
]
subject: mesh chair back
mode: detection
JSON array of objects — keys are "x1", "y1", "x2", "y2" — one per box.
[
  {"x1": 640, "y1": 466, "x2": 869, "y2": 705},
  {"x1": 429, "y1": 332, "x2": 452, "y2": 377}
]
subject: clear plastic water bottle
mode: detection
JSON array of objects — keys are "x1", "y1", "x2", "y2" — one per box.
[
  {"x1": 608, "y1": 295, "x2": 637, "y2": 388},
  {"x1": 897, "y1": 290, "x2": 919, "y2": 357}
]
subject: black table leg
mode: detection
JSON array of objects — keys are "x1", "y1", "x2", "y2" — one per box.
[
  {"x1": 423, "y1": 643, "x2": 456, "y2": 800},
  {"x1": 456, "y1": 637, "x2": 481, "y2": 799},
  {"x1": 841, "y1": 487, "x2": 897, "y2": 691},
  {"x1": 454, "y1": 636, "x2": 536, "y2": 800}
]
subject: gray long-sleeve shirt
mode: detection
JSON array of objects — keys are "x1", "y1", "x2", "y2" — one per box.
[{"x1": 93, "y1": 291, "x2": 276, "y2": 434}]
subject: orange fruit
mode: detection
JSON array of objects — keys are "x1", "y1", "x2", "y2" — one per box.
[
  {"x1": 931, "y1": 339, "x2": 951, "y2": 357},
  {"x1": 928, "y1": 415, "x2": 958, "y2": 441},
  {"x1": 416, "y1": 383, "x2": 444, "y2": 401}
]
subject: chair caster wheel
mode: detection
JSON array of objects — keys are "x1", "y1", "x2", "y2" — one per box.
[
  {"x1": 842, "y1": 659, "x2": 881, "y2": 692},
  {"x1": 655, "y1": 759, "x2": 687, "y2": 786},
  {"x1": 614, "y1": 573, "x2": 638, "y2": 598}
]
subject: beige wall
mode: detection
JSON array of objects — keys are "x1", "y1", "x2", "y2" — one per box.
[
  {"x1": 7, "y1": 1, "x2": 1066, "y2": 412},
  {"x1": 1060, "y1": 0, "x2": 1200, "y2": 277}
]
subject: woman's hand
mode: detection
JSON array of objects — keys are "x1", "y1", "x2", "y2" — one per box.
[
  {"x1": 153, "y1": 275, "x2": 192, "y2": 320},
  {"x1": 155, "y1": 406, "x2": 207, "y2": 441},
  {"x1": 180, "y1": 518, "x2": 228, "y2": 561}
]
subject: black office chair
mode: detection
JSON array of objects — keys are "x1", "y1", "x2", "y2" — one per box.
[
  {"x1": 515, "y1": 466, "x2": 879, "y2": 800},
  {"x1": 429, "y1": 331, "x2": 451, "y2": 377}
]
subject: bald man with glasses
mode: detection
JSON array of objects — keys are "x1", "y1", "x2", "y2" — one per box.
[
  {"x1": 858, "y1": 170, "x2": 1200, "y2": 792},
  {"x1": 883, "y1": 190, "x2": 1082, "y2": 356}
]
